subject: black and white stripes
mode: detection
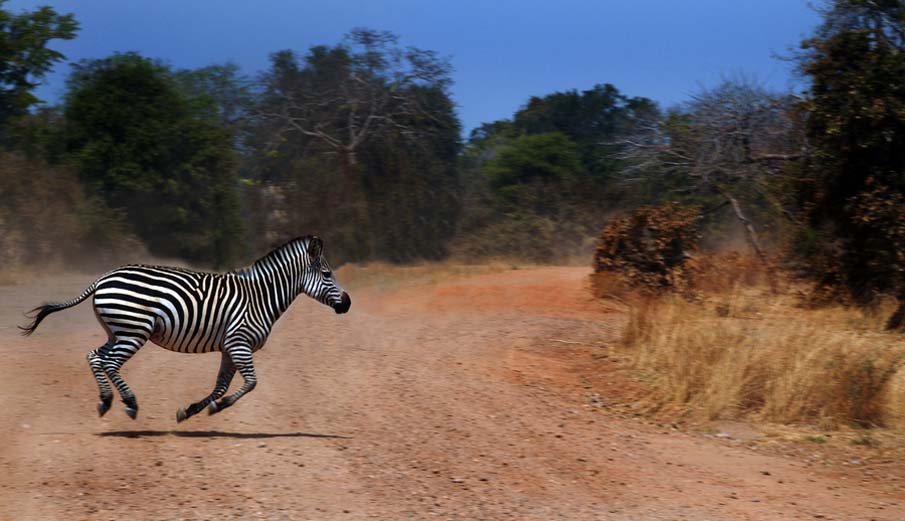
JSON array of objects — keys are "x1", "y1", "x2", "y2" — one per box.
[{"x1": 20, "y1": 235, "x2": 350, "y2": 422}]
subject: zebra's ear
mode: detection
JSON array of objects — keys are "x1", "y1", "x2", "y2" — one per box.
[{"x1": 307, "y1": 236, "x2": 323, "y2": 259}]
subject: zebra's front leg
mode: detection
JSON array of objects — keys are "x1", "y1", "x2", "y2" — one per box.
[
  {"x1": 208, "y1": 344, "x2": 256, "y2": 416},
  {"x1": 87, "y1": 345, "x2": 114, "y2": 416},
  {"x1": 176, "y1": 353, "x2": 236, "y2": 423}
]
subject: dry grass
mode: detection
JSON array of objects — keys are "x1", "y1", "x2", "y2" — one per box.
[{"x1": 617, "y1": 260, "x2": 905, "y2": 430}]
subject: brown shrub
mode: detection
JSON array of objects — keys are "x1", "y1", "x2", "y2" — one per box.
[
  {"x1": 592, "y1": 203, "x2": 701, "y2": 295},
  {"x1": 0, "y1": 152, "x2": 142, "y2": 273}
]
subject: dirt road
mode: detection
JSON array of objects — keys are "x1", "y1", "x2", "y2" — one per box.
[{"x1": 1, "y1": 266, "x2": 903, "y2": 520}]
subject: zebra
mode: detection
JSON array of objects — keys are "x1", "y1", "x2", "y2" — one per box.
[{"x1": 19, "y1": 235, "x2": 350, "y2": 423}]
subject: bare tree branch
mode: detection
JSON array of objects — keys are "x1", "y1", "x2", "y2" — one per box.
[
  {"x1": 613, "y1": 78, "x2": 805, "y2": 268},
  {"x1": 254, "y1": 29, "x2": 453, "y2": 171}
]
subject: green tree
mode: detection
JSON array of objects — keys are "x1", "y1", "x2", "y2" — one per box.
[
  {"x1": 454, "y1": 84, "x2": 657, "y2": 261},
  {"x1": 5, "y1": 104, "x2": 66, "y2": 160},
  {"x1": 249, "y1": 30, "x2": 462, "y2": 263},
  {"x1": 513, "y1": 83, "x2": 658, "y2": 175},
  {"x1": 453, "y1": 132, "x2": 589, "y2": 261},
  {"x1": 258, "y1": 28, "x2": 454, "y2": 174},
  {"x1": 63, "y1": 53, "x2": 243, "y2": 267},
  {"x1": 357, "y1": 83, "x2": 461, "y2": 261},
  {"x1": 796, "y1": 0, "x2": 905, "y2": 325},
  {"x1": 173, "y1": 62, "x2": 253, "y2": 130},
  {"x1": 485, "y1": 132, "x2": 585, "y2": 217},
  {"x1": 0, "y1": 0, "x2": 77, "y2": 139}
]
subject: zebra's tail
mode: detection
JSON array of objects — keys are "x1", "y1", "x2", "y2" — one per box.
[{"x1": 19, "y1": 279, "x2": 102, "y2": 336}]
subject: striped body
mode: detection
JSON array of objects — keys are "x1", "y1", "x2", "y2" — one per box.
[
  {"x1": 97, "y1": 266, "x2": 254, "y2": 354},
  {"x1": 21, "y1": 235, "x2": 350, "y2": 422}
]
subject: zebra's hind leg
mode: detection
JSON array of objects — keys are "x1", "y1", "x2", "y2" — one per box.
[
  {"x1": 208, "y1": 344, "x2": 256, "y2": 416},
  {"x1": 87, "y1": 345, "x2": 114, "y2": 416},
  {"x1": 176, "y1": 353, "x2": 236, "y2": 423},
  {"x1": 100, "y1": 339, "x2": 145, "y2": 419}
]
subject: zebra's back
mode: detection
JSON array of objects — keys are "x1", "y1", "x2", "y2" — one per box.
[{"x1": 93, "y1": 265, "x2": 247, "y2": 353}]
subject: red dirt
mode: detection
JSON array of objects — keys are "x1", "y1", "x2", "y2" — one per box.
[{"x1": 1, "y1": 266, "x2": 903, "y2": 520}]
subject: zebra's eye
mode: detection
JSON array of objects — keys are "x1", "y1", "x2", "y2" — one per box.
[{"x1": 323, "y1": 270, "x2": 332, "y2": 279}]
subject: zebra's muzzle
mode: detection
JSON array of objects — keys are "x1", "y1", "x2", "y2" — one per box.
[{"x1": 334, "y1": 292, "x2": 351, "y2": 314}]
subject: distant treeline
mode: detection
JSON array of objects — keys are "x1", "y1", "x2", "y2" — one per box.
[
  {"x1": 0, "y1": 1, "x2": 657, "y2": 268},
  {"x1": 3, "y1": 1, "x2": 905, "y2": 318}
]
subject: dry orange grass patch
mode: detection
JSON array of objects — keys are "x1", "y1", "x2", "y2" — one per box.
[{"x1": 616, "y1": 259, "x2": 905, "y2": 429}]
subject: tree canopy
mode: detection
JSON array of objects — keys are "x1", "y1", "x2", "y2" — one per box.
[
  {"x1": 257, "y1": 28, "x2": 454, "y2": 172},
  {"x1": 454, "y1": 83, "x2": 658, "y2": 260},
  {"x1": 796, "y1": 0, "x2": 905, "y2": 314},
  {"x1": 62, "y1": 53, "x2": 242, "y2": 266},
  {"x1": 248, "y1": 29, "x2": 461, "y2": 263},
  {"x1": 0, "y1": 1, "x2": 77, "y2": 134}
]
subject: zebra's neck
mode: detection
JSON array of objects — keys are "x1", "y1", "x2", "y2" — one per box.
[
  {"x1": 250, "y1": 264, "x2": 304, "y2": 323},
  {"x1": 238, "y1": 246, "x2": 312, "y2": 324}
]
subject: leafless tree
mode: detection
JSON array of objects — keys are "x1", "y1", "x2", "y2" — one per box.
[
  {"x1": 615, "y1": 78, "x2": 805, "y2": 266},
  {"x1": 257, "y1": 28, "x2": 453, "y2": 174}
]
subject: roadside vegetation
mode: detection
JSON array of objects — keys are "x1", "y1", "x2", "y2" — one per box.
[
  {"x1": 609, "y1": 262, "x2": 905, "y2": 429},
  {"x1": 586, "y1": 1, "x2": 905, "y2": 432}
]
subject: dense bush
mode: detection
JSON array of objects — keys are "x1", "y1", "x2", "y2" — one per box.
[
  {"x1": 593, "y1": 203, "x2": 701, "y2": 292},
  {"x1": 0, "y1": 152, "x2": 141, "y2": 270},
  {"x1": 62, "y1": 53, "x2": 244, "y2": 267}
]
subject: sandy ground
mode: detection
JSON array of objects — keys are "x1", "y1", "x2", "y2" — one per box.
[{"x1": 1, "y1": 266, "x2": 904, "y2": 520}]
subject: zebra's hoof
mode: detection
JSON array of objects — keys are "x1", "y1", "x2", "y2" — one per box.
[
  {"x1": 207, "y1": 401, "x2": 219, "y2": 415},
  {"x1": 97, "y1": 400, "x2": 111, "y2": 417},
  {"x1": 176, "y1": 407, "x2": 189, "y2": 423},
  {"x1": 125, "y1": 407, "x2": 138, "y2": 420}
]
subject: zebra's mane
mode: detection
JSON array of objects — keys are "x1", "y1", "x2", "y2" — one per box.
[{"x1": 231, "y1": 235, "x2": 315, "y2": 276}]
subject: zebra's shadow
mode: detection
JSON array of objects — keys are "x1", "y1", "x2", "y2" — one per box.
[{"x1": 97, "y1": 430, "x2": 350, "y2": 439}]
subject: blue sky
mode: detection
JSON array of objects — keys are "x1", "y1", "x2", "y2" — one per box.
[{"x1": 11, "y1": 0, "x2": 821, "y2": 134}]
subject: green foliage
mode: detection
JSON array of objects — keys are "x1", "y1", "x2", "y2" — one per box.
[
  {"x1": 173, "y1": 62, "x2": 253, "y2": 130},
  {"x1": 359, "y1": 97, "x2": 462, "y2": 262},
  {"x1": 62, "y1": 53, "x2": 243, "y2": 267},
  {"x1": 513, "y1": 83, "x2": 658, "y2": 175},
  {"x1": 4, "y1": 105, "x2": 66, "y2": 160},
  {"x1": 0, "y1": 1, "x2": 78, "y2": 132},
  {"x1": 796, "y1": 0, "x2": 905, "y2": 304},
  {"x1": 454, "y1": 84, "x2": 657, "y2": 262},
  {"x1": 828, "y1": 181, "x2": 905, "y2": 304},
  {"x1": 454, "y1": 132, "x2": 594, "y2": 262},
  {"x1": 485, "y1": 132, "x2": 584, "y2": 215},
  {"x1": 467, "y1": 120, "x2": 517, "y2": 148}
]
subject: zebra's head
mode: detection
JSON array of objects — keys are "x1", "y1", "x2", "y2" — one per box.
[{"x1": 303, "y1": 236, "x2": 351, "y2": 314}]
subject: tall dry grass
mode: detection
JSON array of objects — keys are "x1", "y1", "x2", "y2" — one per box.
[{"x1": 615, "y1": 258, "x2": 905, "y2": 429}]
